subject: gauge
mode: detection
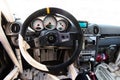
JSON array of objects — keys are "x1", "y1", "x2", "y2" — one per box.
[
  {"x1": 43, "y1": 15, "x2": 57, "y2": 30},
  {"x1": 31, "y1": 19, "x2": 44, "y2": 31},
  {"x1": 56, "y1": 20, "x2": 68, "y2": 31}
]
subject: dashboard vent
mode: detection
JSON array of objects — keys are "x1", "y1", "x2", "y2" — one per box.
[{"x1": 10, "y1": 22, "x2": 21, "y2": 33}]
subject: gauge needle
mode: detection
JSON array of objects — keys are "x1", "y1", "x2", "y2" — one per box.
[
  {"x1": 60, "y1": 23, "x2": 64, "y2": 27},
  {"x1": 37, "y1": 24, "x2": 40, "y2": 26},
  {"x1": 46, "y1": 22, "x2": 54, "y2": 28},
  {"x1": 46, "y1": 22, "x2": 51, "y2": 26}
]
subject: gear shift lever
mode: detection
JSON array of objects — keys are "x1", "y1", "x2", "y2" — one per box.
[{"x1": 90, "y1": 57, "x2": 95, "y2": 71}]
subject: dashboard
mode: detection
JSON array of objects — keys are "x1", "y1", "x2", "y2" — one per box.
[
  {"x1": 4, "y1": 21, "x2": 117, "y2": 64},
  {"x1": 5, "y1": 19, "x2": 120, "y2": 59},
  {"x1": 5, "y1": 19, "x2": 120, "y2": 53}
]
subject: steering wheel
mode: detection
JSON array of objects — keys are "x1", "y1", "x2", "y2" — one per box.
[{"x1": 18, "y1": 7, "x2": 83, "y2": 73}]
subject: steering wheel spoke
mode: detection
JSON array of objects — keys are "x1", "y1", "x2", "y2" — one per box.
[
  {"x1": 27, "y1": 37, "x2": 40, "y2": 48},
  {"x1": 59, "y1": 33, "x2": 70, "y2": 43},
  {"x1": 70, "y1": 32, "x2": 82, "y2": 40},
  {"x1": 59, "y1": 32, "x2": 81, "y2": 43},
  {"x1": 19, "y1": 34, "x2": 31, "y2": 50}
]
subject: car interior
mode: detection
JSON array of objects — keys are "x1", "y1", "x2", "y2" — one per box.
[{"x1": 1, "y1": 0, "x2": 120, "y2": 80}]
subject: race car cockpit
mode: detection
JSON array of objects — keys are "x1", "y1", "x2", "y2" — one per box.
[{"x1": 1, "y1": 0, "x2": 120, "y2": 80}]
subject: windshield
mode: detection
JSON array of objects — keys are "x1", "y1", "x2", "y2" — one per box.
[{"x1": 7, "y1": 0, "x2": 120, "y2": 26}]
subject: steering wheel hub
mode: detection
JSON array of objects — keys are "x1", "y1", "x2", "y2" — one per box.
[{"x1": 46, "y1": 32, "x2": 57, "y2": 43}]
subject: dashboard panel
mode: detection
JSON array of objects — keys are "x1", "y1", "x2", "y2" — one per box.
[
  {"x1": 82, "y1": 23, "x2": 100, "y2": 36},
  {"x1": 78, "y1": 22, "x2": 120, "y2": 71}
]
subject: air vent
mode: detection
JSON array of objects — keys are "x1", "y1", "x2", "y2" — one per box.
[
  {"x1": 10, "y1": 22, "x2": 20, "y2": 33},
  {"x1": 93, "y1": 25, "x2": 99, "y2": 35}
]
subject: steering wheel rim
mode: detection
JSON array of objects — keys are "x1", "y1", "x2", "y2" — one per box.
[{"x1": 19, "y1": 7, "x2": 83, "y2": 73}]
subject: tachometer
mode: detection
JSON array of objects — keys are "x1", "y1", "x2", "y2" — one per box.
[
  {"x1": 43, "y1": 15, "x2": 57, "y2": 30},
  {"x1": 56, "y1": 20, "x2": 68, "y2": 31},
  {"x1": 31, "y1": 19, "x2": 44, "y2": 31}
]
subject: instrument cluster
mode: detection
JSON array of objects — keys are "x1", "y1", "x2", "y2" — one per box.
[{"x1": 30, "y1": 15, "x2": 68, "y2": 32}]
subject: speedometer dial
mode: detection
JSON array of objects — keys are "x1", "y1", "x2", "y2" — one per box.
[
  {"x1": 56, "y1": 20, "x2": 68, "y2": 31},
  {"x1": 31, "y1": 19, "x2": 44, "y2": 31},
  {"x1": 43, "y1": 15, "x2": 57, "y2": 30}
]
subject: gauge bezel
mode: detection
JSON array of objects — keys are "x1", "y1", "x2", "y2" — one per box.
[
  {"x1": 31, "y1": 19, "x2": 44, "y2": 31},
  {"x1": 56, "y1": 19, "x2": 68, "y2": 31},
  {"x1": 43, "y1": 15, "x2": 57, "y2": 30}
]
